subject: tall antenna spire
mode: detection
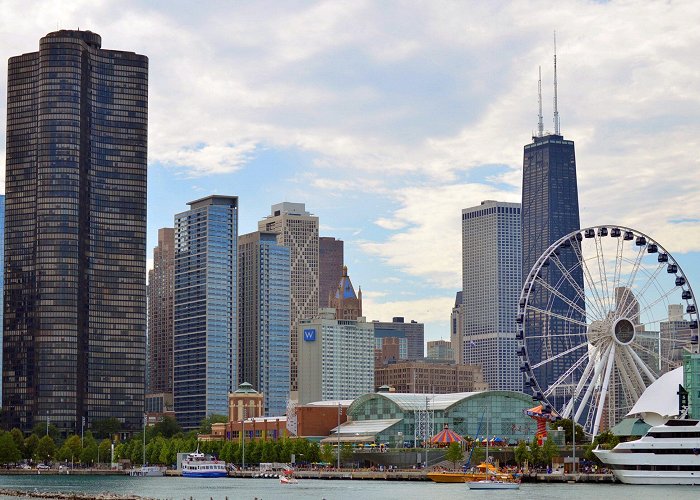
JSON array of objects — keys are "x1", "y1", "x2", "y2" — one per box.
[
  {"x1": 553, "y1": 30, "x2": 560, "y2": 135},
  {"x1": 537, "y1": 66, "x2": 544, "y2": 137}
]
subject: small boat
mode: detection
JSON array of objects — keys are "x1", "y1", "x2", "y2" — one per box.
[
  {"x1": 129, "y1": 465, "x2": 165, "y2": 477},
  {"x1": 467, "y1": 479, "x2": 520, "y2": 490},
  {"x1": 279, "y1": 468, "x2": 298, "y2": 484},
  {"x1": 181, "y1": 450, "x2": 227, "y2": 478},
  {"x1": 427, "y1": 462, "x2": 513, "y2": 483}
]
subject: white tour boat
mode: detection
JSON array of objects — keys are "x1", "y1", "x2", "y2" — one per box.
[
  {"x1": 181, "y1": 451, "x2": 228, "y2": 478},
  {"x1": 129, "y1": 465, "x2": 165, "y2": 477},
  {"x1": 594, "y1": 418, "x2": 700, "y2": 485}
]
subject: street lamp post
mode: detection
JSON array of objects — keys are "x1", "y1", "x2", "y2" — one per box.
[
  {"x1": 337, "y1": 402, "x2": 341, "y2": 470},
  {"x1": 571, "y1": 373, "x2": 576, "y2": 475},
  {"x1": 241, "y1": 408, "x2": 246, "y2": 471}
]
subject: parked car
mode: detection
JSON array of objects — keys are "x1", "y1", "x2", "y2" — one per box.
[
  {"x1": 36, "y1": 464, "x2": 50, "y2": 470},
  {"x1": 19, "y1": 463, "x2": 32, "y2": 469}
]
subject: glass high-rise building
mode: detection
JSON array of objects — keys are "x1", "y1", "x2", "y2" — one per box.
[
  {"x1": 521, "y1": 132, "x2": 585, "y2": 390},
  {"x1": 462, "y1": 200, "x2": 521, "y2": 391},
  {"x1": 238, "y1": 231, "x2": 291, "y2": 417},
  {"x1": 3, "y1": 30, "x2": 148, "y2": 434},
  {"x1": 174, "y1": 196, "x2": 238, "y2": 430}
]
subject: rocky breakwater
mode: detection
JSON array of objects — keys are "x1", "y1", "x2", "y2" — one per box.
[{"x1": 0, "y1": 489, "x2": 156, "y2": 500}]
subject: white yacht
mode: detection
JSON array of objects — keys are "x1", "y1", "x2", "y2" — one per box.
[{"x1": 594, "y1": 419, "x2": 700, "y2": 485}]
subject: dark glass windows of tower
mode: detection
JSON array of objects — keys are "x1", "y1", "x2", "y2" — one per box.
[{"x1": 3, "y1": 30, "x2": 148, "y2": 435}]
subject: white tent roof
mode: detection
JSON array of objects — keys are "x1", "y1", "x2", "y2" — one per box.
[
  {"x1": 627, "y1": 366, "x2": 683, "y2": 426},
  {"x1": 330, "y1": 418, "x2": 402, "y2": 436}
]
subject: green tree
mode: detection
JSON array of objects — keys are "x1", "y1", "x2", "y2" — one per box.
[
  {"x1": 541, "y1": 437, "x2": 559, "y2": 467},
  {"x1": 0, "y1": 432, "x2": 22, "y2": 465},
  {"x1": 34, "y1": 435, "x2": 56, "y2": 464},
  {"x1": 198, "y1": 414, "x2": 228, "y2": 434},
  {"x1": 307, "y1": 442, "x2": 321, "y2": 463},
  {"x1": 130, "y1": 439, "x2": 144, "y2": 465},
  {"x1": 320, "y1": 443, "x2": 334, "y2": 464},
  {"x1": 10, "y1": 428, "x2": 26, "y2": 458},
  {"x1": 150, "y1": 416, "x2": 182, "y2": 439},
  {"x1": 31, "y1": 422, "x2": 60, "y2": 442},
  {"x1": 24, "y1": 434, "x2": 40, "y2": 461},
  {"x1": 260, "y1": 440, "x2": 277, "y2": 463},
  {"x1": 57, "y1": 435, "x2": 82, "y2": 463},
  {"x1": 467, "y1": 443, "x2": 485, "y2": 465},
  {"x1": 81, "y1": 441, "x2": 98, "y2": 465},
  {"x1": 92, "y1": 418, "x2": 121, "y2": 440},
  {"x1": 98, "y1": 439, "x2": 111, "y2": 465},
  {"x1": 514, "y1": 441, "x2": 529, "y2": 467},
  {"x1": 551, "y1": 419, "x2": 586, "y2": 445},
  {"x1": 529, "y1": 437, "x2": 542, "y2": 467},
  {"x1": 340, "y1": 443, "x2": 353, "y2": 466},
  {"x1": 444, "y1": 442, "x2": 464, "y2": 470},
  {"x1": 278, "y1": 438, "x2": 293, "y2": 463}
]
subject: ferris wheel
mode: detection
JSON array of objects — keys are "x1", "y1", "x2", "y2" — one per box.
[{"x1": 517, "y1": 225, "x2": 699, "y2": 436}]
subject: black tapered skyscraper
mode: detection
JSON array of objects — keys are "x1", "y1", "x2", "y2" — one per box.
[{"x1": 521, "y1": 52, "x2": 585, "y2": 394}]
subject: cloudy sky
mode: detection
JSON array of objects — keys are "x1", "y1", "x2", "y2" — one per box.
[{"x1": 1, "y1": 0, "x2": 699, "y2": 346}]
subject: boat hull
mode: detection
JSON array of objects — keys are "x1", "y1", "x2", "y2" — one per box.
[
  {"x1": 182, "y1": 471, "x2": 228, "y2": 478},
  {"x1": 427, "y1": 472, "x2": 513, "y2": 483},
  {"x1": 594, "y1": 449, "x2": 700, "y2": 485},
  {"x1": 468, "y1": 480, "x2": 520, "y2": 490}
]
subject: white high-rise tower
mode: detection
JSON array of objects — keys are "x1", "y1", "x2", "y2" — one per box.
[{"x1": 462, "y1": 200, "x2": 522, "y2": 391}]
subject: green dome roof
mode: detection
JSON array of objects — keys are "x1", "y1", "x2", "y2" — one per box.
[{"x1": 234, "y1": 382, "x2": 259, "y2": 394}]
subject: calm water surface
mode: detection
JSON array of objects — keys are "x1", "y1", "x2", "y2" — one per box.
[{"x1": 0, "y1": 475, "x2": 699, "y2": 500}]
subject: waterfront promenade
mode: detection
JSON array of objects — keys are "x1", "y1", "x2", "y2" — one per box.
[{"x1": 3, "y1": 468, "x2": 615, "y2": 483}]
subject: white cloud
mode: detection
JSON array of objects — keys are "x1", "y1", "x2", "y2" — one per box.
[{"x1": 363, "y1": 295, "x2": 455, "y2": 325}]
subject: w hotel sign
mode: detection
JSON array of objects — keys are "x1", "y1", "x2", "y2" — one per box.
[{"x1": 303, "y1": 329, "x2": 317, "y2": 342}]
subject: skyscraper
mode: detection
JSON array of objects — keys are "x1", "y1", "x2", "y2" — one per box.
[
  {"x1": 462, "y1": 200, "x2": 522, "y2": 391},
  {"x1": 258, "y1": 202, "x2": 319, "y2": 394},
  {"x1": 319, "y1": 237, "x2": 343, "y2": 308},
  {"x1": 298, "y1": 308, "x2": 374, "y2": 404},
  {"x1": 372, "y1": 317, "x2": 424, "y2": 360},
  {"x1": 148, "y1": 228, "x2": 175, "y2": 394},
  {"x1": 3, "y1": 30, "x2": 148, "y2": 434},
  {"x1": 238, "y1": 231, "x2": 291, "y2": 417},
  {"x1": 521, "y1": 58, "x2": 584, "y2": 391},
  {"x1": 0, "y1": 195, "x2": 4, "y2": 407},
  {"x1": 329, "y1": 266, "x2": 362, "y2": 320},
  {"x1": 174, "y1": 196, "x2": 238, "y2": 430}
]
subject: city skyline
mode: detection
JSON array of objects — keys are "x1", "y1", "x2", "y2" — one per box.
[{"x1": 1, "y1": 2, "x2": 700, "y2": 343}]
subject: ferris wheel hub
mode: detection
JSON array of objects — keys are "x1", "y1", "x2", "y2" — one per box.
[{"x1": 612, "y1": 318, "x2": 635, "y2": 345}]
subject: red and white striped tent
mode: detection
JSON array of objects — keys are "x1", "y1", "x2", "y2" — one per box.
[{"x1": 430, "y1": 424, "x2": 465, "y2": 445}]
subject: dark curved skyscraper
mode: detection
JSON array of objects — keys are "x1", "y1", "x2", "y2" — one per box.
[{"x1": 3, "y1": 30, "x2": 148, "y2": 434}]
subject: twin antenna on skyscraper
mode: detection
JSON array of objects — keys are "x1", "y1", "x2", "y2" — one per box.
[{"x1": 536, "y1": 31, "x2": 560, "y2": 138}]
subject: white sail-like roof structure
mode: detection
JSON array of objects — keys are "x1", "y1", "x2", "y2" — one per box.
[{"x1": 627, "y1": 366, "x2": 683, "y2": 426}]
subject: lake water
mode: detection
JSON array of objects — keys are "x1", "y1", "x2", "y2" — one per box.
[{"x1": 0, "y1": 475, "x2": 699, "y2": 500}]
